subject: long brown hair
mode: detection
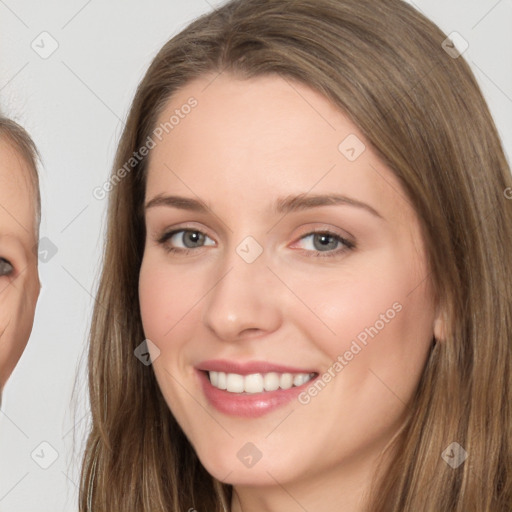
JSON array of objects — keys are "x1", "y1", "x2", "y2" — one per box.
[{"x1": 80, "y1": 0, "x2": 512, "y2": 510}]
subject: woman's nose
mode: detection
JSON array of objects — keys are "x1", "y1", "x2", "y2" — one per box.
[{"x1": 201, "y1": 241, "x2": 283, "y2": 343}]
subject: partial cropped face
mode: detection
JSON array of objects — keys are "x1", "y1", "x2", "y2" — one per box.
[
  {"x1": 0, "y1": 139, "x2": 40, "y2": 393},
  {"x1": 139, "y1": 74, "x2": 443, "y2": 495}
]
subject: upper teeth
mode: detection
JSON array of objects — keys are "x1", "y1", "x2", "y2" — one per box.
[{"x1": 208, "y1": 371, "x2": 315, "y2": 393}]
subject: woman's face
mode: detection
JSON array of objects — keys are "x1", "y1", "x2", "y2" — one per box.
[
  {"x1": 139, "y1": 73, "x2": 442, "y2": 495},
  {"x1": 0, "y1": 139, "x2": 39, "y2": 393}
]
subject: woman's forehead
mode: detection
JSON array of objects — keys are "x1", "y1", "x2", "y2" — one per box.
[
  {"x1": 0, "y1": 139, "x2": 37, "y2": 246},
  {"x1": 145, "y1": 74, "x2": 416, "y2": 232}
]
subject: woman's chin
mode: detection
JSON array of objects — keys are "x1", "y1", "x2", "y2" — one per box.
[{"x1": 197, "y1": 450, "x2": 291, "y2": 487}]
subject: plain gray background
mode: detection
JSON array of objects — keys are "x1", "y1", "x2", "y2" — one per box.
[{"x1": 0, "y1": 1, "x2": 510, "y2": 510}]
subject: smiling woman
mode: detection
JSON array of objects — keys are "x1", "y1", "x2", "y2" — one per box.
[{"x1": 80, "y1": 0, "x2": 512, "y2": 511}]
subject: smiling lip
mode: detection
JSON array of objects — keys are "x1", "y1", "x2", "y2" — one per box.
[
  {"x1": 196, "y1": 359, "x2": 316, "y2": 375},
  {"x1": 196, "y1": 359, "x2": 318, "y2": 418}
]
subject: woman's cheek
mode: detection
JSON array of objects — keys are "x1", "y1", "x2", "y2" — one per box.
[
  {"x1": 139, "y1": 256, "x2": 201, "y2": 340},
  {"x1": 305, "y1": 275, "x2": 397, "y2": 336},
  {"x1": 139, "y1": 258, "x2": 175, "y2": 339}
]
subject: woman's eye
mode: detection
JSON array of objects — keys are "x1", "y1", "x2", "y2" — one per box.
[
  {"x1": 295, "y1": 232, "x2": 355, "y2": 257},
  {"x1": 0, "y1": 257, "x2": 14, "y2": 276},
  {"x1": 158, "y1": 229, "x2": 215, "y2": 253},
  {"x1": 157, "y1": 228, "x2": 354, "y2": 258}
]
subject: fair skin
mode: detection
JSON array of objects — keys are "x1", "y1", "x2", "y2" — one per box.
[
  {"x1": 0, "y1": 139, "x2": 40, "y2": 397},
  {"x1": 139, "y1": 73, "x2": 445, "y2": 512}
]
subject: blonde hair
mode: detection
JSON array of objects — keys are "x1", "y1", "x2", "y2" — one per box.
[{"x1": 80, "y1": 0, "x2": 512, "y2": 510}]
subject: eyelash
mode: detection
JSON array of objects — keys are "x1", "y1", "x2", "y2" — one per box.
[{"x1": 156, "y1": 228, "x2": 355, "y2": 258}]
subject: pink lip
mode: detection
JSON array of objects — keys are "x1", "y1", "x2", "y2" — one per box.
[
  {"x1": 195, "y1": 359, "x2": 318, "y2": 418},
  {"x1": 196, "y1": 359, "x2": 316, "y2": 375}
]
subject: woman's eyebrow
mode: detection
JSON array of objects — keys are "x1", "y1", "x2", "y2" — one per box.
[
  {"x1": 274, "y1": 193, "x2": 383, "y2": 219},
  {"x1": 145, "y1": 193, "x2": 384, "y2": 219}
]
